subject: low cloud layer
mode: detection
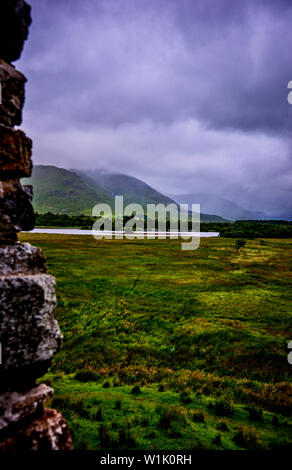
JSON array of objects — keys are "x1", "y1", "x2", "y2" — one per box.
[{"x1": 19, "y1": 0, "x2": 292, "y2": 215}]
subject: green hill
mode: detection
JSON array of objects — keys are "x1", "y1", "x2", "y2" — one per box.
[
  {"x1": 22, "y1": 165, "x2": 227, "y2": 222},
  {"x1": 78, "y1": 169, "x2": 227, "y2": 222},
  {"x1": 86, "y1": 170, "x2": 177, "y2": 207},
  {"x1": 22, "y1": 165, "x2": 113, "y2": 216}
]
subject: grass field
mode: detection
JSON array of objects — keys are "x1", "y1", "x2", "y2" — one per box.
[{"x1": 19, "y1": 234, "x2": 292, "y2": 449}]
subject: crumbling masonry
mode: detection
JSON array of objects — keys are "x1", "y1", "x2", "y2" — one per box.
[{"x1": 0, "y1": 0, "x2": 72, "y2": 449}]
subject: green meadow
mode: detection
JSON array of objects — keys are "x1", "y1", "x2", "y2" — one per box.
[{"x1": 19, "y1": 234, "x2": 292, "y2": 450}]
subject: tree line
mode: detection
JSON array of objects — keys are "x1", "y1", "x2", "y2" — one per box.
[{"x1": 35, "y1": 213, "x2": 292, "y2": 238}]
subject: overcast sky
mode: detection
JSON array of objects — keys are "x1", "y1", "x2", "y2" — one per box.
[{"x1": 18, "y1": 0, "x2": 292, "y2": 215}]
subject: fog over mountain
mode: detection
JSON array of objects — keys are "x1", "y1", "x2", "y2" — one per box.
[
  {"x1": 23, "y1": 165, "x2": 226, "y2": 222},
  {"x1": 168, "y1": 192, "x2": 276, "y2": 221},
  {"x1": 19, "y1": 0, "x2": 292, "y2": 218}
]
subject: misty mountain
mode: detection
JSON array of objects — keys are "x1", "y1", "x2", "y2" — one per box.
[
  {"x1": 169, "y1": 193, "x2": 268, "y2": 221},
  {"x1": 23, "y1": 165, "x2": 226, "y2": 221},
  {"x1": 22, "y1": 165, "x2": 113, "y2": 216},
  {"x1": 76, "y1": 169, "x2": 177, "y2": 207},
  {"x1": 22, "y1": 165, "x2": 181, "y2": 216},
  {"x1": 76, "y1": 169, "x2": 227, "y2": 222}
]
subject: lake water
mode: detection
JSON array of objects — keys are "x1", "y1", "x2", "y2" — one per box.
[{"x1": 23, "y1": 228, "x2": 220, "y2": 237}]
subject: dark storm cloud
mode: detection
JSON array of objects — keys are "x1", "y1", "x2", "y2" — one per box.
[
  {"x1": 20, "y1": 0, "x2": 292, "y2": 132},
  {"x1": 18, "y1": 0, "x2": 292, "y2": 215}
]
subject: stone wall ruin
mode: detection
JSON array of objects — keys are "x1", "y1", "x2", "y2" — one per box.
[{"x1": 0, "y1": 0, "x2": 72, "y2": 450}]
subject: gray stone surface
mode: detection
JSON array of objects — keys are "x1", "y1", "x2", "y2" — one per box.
[
  {"x1": 0, "y1": 407, "x2": 73, "y2": 450},
  {"x1": 0, "y1": 124, "x2": 32, "y2": 179},
  {"x1": 0, "y1": 384, "x2": 53, "y2": 431},
  {"x1": 0, "y1": 0, "x2": 72, "y2": 451},
  {"x1": 0, "y1": 242, "x2": 46, "y2": 275},
  {"x1": 0, "y1": 179, "x2": 35, "y2": 240},
  {"x1": 0, "y1": 274, "x2": 62, "y2": 371},
  {"x1": 0, "y1": 59, "x2": 26, "y2": 127}
]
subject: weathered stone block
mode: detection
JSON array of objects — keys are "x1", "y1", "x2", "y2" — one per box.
[
  {"x1": 0, "y1": 274, "x2": 62, "y2": 391},
  {"x1": 0, "y1": 242, "x2": 46, "y2": 275},
  {"x1": 0, "y1": 59, "x2": 26, "y2": 127},
  {"x1": 0, "y1": 124, "x2": 32, "y2": 179},
  {"x1": 0, "y1": 179, "x2": 35, "y2": 241},
  {"x1": 0, "y1": 407, "x2": 72, "y2": 450},
  {"x1": 0, "y1": 384, "x2": 53, "y2": 431},
  {"x1": 0, "y1": 0, "x2": 32, "y2": 63}
]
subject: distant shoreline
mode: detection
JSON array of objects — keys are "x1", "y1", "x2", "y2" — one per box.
[{"x1": 22, "y1": 228, "x2": 220, "y2": 237}]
